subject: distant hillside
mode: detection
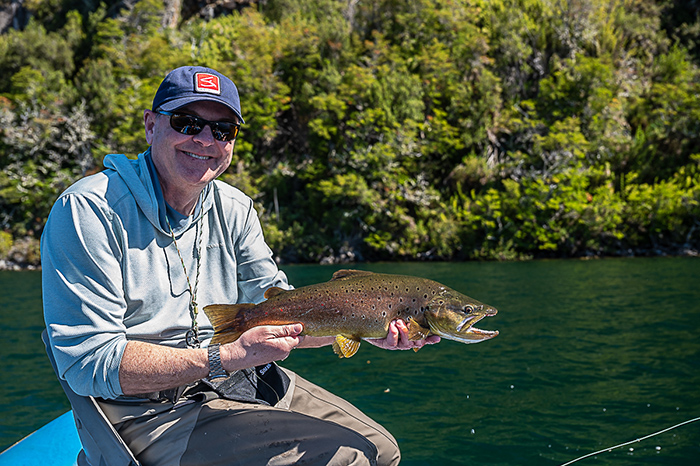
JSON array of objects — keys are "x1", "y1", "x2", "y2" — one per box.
[{"x1": 1, "y1": 0, "x2": 699, "y2": 267}]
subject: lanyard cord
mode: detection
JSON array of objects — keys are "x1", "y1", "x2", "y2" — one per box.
[{"x1": 165, "y1": 209, "x2": 203, "y2": 348}]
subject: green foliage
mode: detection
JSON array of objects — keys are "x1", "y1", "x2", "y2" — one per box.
[
  {"x1": 622, "y1": 165, "x2": 700, "y2": 250},
  {"x1": 1, "y1": 0, "x2": 699, "y2": 263},
  {"x1": 0, "y1": 230, "x2": 12, "y2": 258},
  {"x1": 455, "y1": 165, "x2": 627, "y2": 259},
  {"x1": 0, "y1": 101, "x2": 95, "y2": 236}
]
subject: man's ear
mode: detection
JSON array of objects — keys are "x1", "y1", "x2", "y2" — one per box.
[{"x1": 144, "y1": 110, "x2": 156, "y2": 145}]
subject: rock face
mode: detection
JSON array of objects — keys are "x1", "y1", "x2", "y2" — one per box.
[
  {"x1": 0, "y1": 0, "x2": 29, "y2": 34},
  {"x1": 0, "y1": 1, "x2": 251, "y2": 34},
  {"x1": 162, "y1": 0, "x2": 182, "y2": 28},
  {"x1": 179, "y1": 0, "x2": 251, "y2": 24}
]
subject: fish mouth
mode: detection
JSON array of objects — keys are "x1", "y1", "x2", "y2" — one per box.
[
  {"x1": 456, "y1": 315, "x2": 477, "y2": 332},
  {"x1": 453, "y1": 308, "x2": 499, "y2": 343},
  {"x1": 463, "y1": 327, "x2": 499, "y2": 339}
]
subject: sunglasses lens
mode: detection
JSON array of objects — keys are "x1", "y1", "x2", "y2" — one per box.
[
  {"x1": 211, "y1": 122, "x2": 239, "y2": 141},
  {"x1": 170, "y1": 115, "x2": 203, "y2": 135},
  {"x1": 167, "y1": 113, "x2": 239, "y2": 141}
]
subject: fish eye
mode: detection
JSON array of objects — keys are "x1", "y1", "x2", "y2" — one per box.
[{"x1": 463, "y1": 305, "x2": 474, "y2": 313}]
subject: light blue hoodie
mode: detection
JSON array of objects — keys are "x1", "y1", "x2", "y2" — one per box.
[{"x1": 41, "y1": 149, "x2": 289, "y2": 399}]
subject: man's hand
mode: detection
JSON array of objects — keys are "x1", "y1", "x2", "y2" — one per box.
[
  {"x1": 221, "y1": 324, "x2": 304, "y2": 372},
  {"x1": 366, "y1": 319, "x2": 441, "y2": 351}
]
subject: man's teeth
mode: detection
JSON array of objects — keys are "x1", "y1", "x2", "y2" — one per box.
[{"x1": 185, "y1": 152, "x2": 209, "y2": 160}]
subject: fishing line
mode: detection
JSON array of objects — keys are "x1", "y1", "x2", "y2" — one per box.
[{"x1": 558, "y1": 415, "x2": 700, "y2": 466}]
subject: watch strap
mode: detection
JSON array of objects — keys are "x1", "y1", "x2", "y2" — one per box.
[{"x1": 207, "y1": 343, "x2": 228, "y2": 380}]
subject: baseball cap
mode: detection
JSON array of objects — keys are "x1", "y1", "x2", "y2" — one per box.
[{"x1": 151, "y1": 66, "x2": 245, "y2": 124}]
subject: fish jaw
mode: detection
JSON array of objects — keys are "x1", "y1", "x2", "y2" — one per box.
[
  {"x1": 426, "y1": 305, "x2": 499, "y2": 344},
  {"x1": 451, "y1": 325, "x2": 499, "y2": 344}
]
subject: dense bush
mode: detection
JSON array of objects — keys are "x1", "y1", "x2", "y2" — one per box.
[{"x1": 1, "y1": 0, "x2": 699, "y2": 265}]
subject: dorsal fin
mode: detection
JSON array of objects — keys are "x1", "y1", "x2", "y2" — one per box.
[
  {"x1": 331, "y1": 269, "x2": 375, "y2": 281},
  {"x1": 264, "y1": 286, "x2": 287, "y2": 299}
]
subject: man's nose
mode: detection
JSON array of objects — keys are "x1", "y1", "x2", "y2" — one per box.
[{"x1": 192, "y1": 124, "x2": 216, "y2": 145}]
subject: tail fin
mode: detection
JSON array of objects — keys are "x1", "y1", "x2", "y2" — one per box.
[{"x1": 203, "y1": 304, "x2": 254, "y2": 345}]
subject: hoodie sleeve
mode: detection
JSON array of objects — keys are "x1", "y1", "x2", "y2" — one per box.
[
  {"x1": 234, "y1": 197, "x2": 291, "y2": 304},
  {"x1": 41, "y1": 192, "x2": 128, "y2": 399}
]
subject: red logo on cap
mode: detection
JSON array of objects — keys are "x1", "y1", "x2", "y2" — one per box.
[{"x1": 195, "y1": 73, "x2": 221, "y2": 95}]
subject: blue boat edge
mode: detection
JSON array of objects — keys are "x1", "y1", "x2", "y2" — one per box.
[{"x1": 0, "y1": 411, "x2": 81, "y2": 466}]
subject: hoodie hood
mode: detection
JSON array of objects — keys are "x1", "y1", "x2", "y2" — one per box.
[{"x1": 103, "y1": 149, "x2": 213, "y2": 235}]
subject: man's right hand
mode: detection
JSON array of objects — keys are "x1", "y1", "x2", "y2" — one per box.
[
  {"x1": 221, "y1": 324, "x2": 304, "y2": 372},
  {"x1": 119, "y1": 325, "x2": 304, "y2": 396}
]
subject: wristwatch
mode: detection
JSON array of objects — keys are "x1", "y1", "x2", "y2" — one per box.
[{"x1": 207, "y1": 343, "x2": 228, "y2": 380}]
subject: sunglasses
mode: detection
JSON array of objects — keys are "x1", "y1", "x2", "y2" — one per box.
[{"x1": 155, "y1": 110, "x2": 240, "y2": 142}]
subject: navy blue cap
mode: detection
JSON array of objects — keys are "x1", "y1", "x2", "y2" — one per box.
[{"x1": 152, "y1": 66, "x2": 244, "y2": 123}]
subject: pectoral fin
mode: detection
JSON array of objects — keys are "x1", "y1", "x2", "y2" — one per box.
[
  {"x1": 332, "y1": 335, "x2": 361, "y2": 358},
  {"x1": 406, "y1": 317, "x2": 432, "y2": 341}
]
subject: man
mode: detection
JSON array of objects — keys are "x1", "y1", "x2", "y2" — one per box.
[{"x1": 42, "y1": 65, "x2": 439, "y2": 466}]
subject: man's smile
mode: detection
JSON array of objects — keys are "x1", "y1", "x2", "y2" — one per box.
[{"x1": 184, "y1": 151, "x2": 212, "y2": 161}]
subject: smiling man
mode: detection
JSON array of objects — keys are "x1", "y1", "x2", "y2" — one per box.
[{"x1": 42, "y1": 66, "x2": 436, "y2": 466}]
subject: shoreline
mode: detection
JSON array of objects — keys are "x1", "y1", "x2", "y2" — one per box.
[
  {"x1": 2, "y1": 249, "x2": 697, "y2": 272},
  {"x1": 0, "y1": 259, "x2": 40, "y2": 271}
]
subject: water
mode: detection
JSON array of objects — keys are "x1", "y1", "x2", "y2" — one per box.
[{"x1": 1, "y1": 258, "x2": 699, "y2": 464}]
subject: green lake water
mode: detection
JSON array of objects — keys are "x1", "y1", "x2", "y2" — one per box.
[{"x1": 1, "y1": 257, "x2": 699, "y2": 464}]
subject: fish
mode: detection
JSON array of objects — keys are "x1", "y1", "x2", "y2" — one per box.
[{"x1": 203, "y1": 269, "x2": 499, "y2": 358}]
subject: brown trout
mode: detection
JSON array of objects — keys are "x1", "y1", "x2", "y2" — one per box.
[{"x1": 203, "y1": 270, "x2": 499, "y2": 358}]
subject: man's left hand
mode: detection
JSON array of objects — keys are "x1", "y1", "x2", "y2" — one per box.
[{"x1": 366, "y1": 319, "x2": 441, "y2": 351}]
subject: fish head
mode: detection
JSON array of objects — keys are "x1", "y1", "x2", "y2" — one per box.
[{"x1": 424, "y1": 292, "x2": 499, "y2": 344}]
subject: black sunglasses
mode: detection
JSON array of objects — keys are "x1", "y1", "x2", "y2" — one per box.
[{"x1": 155, "y1": 110, "x2": 240, "y2": 142}]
